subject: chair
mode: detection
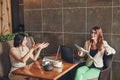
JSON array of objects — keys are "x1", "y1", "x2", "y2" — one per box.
[
  {"x1": 98, "y1": 54, "x2": 113, "y2": 80},
  {"x1": 89, "y1": 54, "x2": 113, "y2": 80}
]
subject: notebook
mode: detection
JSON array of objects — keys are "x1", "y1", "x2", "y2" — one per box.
[{"x1": 60, "y1": 45, "x2": 81, "y2": 63}]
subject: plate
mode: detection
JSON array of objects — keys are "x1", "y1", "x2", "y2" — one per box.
[{"x1": 53, "y1": 64, "x2": 63, "y2": 68}]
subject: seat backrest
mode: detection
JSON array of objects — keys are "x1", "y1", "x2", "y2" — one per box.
[
  {"x1": 103, "y1": 54, "x2": 113, "y2": 69},
  {"x1": 0, "y1": 40, "x2": 13, "y2": 78},
  {"x1": 98, "y1": 54, "x2": 113, "y2": 80},
  {"x1": 60, "y1": 45, "x2": 74, "y2": 63}
]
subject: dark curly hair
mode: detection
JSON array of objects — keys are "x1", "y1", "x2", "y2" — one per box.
[{"x1": 14, "y1": 33, "x2": 26, "y2": 47}]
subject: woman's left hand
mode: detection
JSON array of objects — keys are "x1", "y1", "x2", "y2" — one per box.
[
  {"x1": 104, "y1": 46, "x2": 109, "y2": 55},
  {"x1": 38, "y1": 42, "x2": 49, "y2": 49}
]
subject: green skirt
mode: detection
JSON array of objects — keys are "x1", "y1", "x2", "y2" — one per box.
[{"x1": 75, "y1": 66, "x2": 100, "y2": 80}]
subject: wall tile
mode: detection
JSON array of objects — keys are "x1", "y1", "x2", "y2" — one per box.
[
  {"x1": 29, "y1": 32, "x2": 43, "y2": 43},
  {"x1": 87, "y1": 8, "x2": 112, "y2": 33},
  {"x1": 112, "y1": 61, "x2": 120, "y2": 80},
  {"x1": 42, "y1": 0, "x2": 62, "y2": 8},
  {"x1": 111, "y1": 35, "x2": 120, "y2": 61},
  {"x1": 112, "y1": 7, "x2": 120, "y2": 34},
  {"x1": 42, "y1": 9, "x2": 62, "y2": 32},
  {"x1": 63, "y1": 8, "x2": 86, "y2": 33},
  {"x1": 29, "y1": 10, "x2": 42, "y2": 31},
  {"x1": 24, "y1": 11, "x2": 31, "y2": 31},
  {"x1": 64, "y1": 33, "x2": 86, "y2": 47},
  {"x1": 87, "y1": 0, "x2": 112, "y2": 7},
  {"x1": 63, "y1": 0, "x2": 86, "y2": 7},
  {"x1": 43, "y1": 33, "x2": 63, "y2": 54},
  {"x1": 64, "y1": 33, "x2": 86, "y2": 57},
  {"x1": 104, "y1": 34, "x2": 112, "y2": 44},
  {"x1": 113, "y1": 0, "x2": 120, "y2": 6},
  {"x1": 24, "y1": 0, "x2": 33, "y2": 9},
  {"x1": 24, "y1": 0, "x2": 41, "y2": 9}
]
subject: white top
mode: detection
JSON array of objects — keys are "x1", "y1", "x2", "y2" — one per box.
[
  {"x1": 9, "y1": 46, "x2": 29, "y2": 72},
  {"x1": 80, "y1": 40, "x2": 116, "y2": 68}
]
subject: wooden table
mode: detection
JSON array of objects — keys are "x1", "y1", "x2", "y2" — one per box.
[{"x1": 12, "y1": 56, "x2": 80, "y2": 80}]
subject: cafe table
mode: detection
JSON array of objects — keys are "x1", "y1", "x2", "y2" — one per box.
[{"x1": 12, "y1": 56, "x2": 81, "y2": 80}]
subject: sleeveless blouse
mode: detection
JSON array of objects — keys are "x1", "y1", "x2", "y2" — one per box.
[
  {"x1": 9, "y1": 46, "x2": 29, "y2": 72},
  {"x1": 90, "y1": 49, "x2": 98, "y2": 57}
]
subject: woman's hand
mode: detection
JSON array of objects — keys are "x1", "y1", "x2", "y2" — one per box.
[
  {"x1": 32, "y1": 43, "x2": 38, "y2": 50},
  {"x1": 31, "y1": 42, "x2": 49, "y2": 50},
  {"x1": 29, "y1": 42, "x2": 49, "y2": 61},
  {"x1": 104, "y1": 46, "x2": 109, "y2": 55},
  {"x1": 31, "y1": 43, "x2": 41, "y2": 50},
  {"x1": 38, "y1": 42, "x2": 49, "y2": 49},
  {"x1": 78, "y1": 50, "x2": 83, "y2": 56},
  {"x1": 104, "y1": 44, "x2": 109, "y2": 55}
]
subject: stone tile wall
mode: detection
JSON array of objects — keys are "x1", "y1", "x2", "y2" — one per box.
[{"x1": 24, "y1": 0, "x2": 120, "y2": 79}]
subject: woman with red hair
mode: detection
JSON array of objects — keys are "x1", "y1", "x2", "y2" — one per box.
[{"x1": 75, "y1": 26, "x2": 116, "y2": 80}]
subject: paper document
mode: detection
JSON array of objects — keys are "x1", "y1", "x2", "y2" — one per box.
[
  {"x1": 74, "y1": 44, "x2": 93, "y2": 59},
  {"x1": 75, "y1": 44, "x2": 99, "y2": 65}
]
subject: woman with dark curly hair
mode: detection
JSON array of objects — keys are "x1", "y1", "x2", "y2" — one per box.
[{"x1": 9, "y1": 33, "x2": 49, "y2": 80}]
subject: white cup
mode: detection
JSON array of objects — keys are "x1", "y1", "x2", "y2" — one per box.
[
  {"x1": 53, "y1": 61, "x2": 62, "y2": 67},
  {"x1": 57, "y1": 68, "x2": 62, "y2": 73}
]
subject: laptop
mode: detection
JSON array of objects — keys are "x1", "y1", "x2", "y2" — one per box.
[
  {"x1": 60, "y1": 45, "x2": 81, "y2": 63},
  {"x1": 42, "y1": 45, "x2": 60, "y2": 62}
]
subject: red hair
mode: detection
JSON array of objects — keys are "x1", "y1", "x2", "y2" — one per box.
[{"x1": 90, "y1": 26, "x2": 104, "y2": 51}]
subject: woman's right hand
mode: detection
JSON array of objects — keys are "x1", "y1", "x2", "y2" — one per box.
[
  {"x1": 78, "y1": 50, "x2": 83, "y2": 56},
  {"x1": 31, "y1": 43, "x2": 41, "y2": 50}
]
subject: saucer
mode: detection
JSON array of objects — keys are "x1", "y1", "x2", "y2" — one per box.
[{"x1": 54, "y1": 64, "x2": 63, "y2": 68}]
